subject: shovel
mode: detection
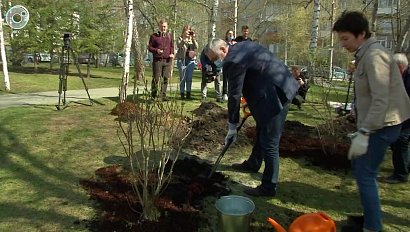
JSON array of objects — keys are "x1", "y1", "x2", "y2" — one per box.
[{"x1": 207, "y1": 98, "x2": 251, "y2": 178}]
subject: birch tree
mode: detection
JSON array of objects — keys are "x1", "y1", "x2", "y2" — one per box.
[
  {"x1": 370, "y1": 0, "x2": 378, "y2": 37},
  {"x1": 308, "y1": 0, "x2": 320, "y2": 53},
  {"x1": 119, "y1": 0, "x2": 134, "y2": 103},
  {"x1": 393, "y1": 0, "x2": 410, "y2": 52},
  {"x1": 209, "y1": 0, "x2": 219, "y2": 42},
  {"x1": 307, "y1": 0, "x2": 320, "y2": 84},
  {"x1": 395, "y1": 13, "x2": 410, "y2": 52},
  {"x1": 0, "y1": 1, "x2": 10, "y2": 91}
]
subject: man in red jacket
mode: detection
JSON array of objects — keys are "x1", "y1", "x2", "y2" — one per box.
[{"x1": 148, "y1": 19, "x2": 174, "y2": 100}]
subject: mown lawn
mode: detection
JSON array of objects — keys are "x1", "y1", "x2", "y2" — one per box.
[{"x1": 1, "y1": 63, "x2": 203, "y2": 94}]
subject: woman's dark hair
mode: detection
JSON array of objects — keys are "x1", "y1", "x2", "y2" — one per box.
[
  {"x1": 225, "y1": 29, "x2": 234, "y2": 40},
  {"x1": 333, "y1": 11, "x2": 371, "y2": 39},
  {"x1": 180, "y1": 25, "x2": 191, "y2": 38}
]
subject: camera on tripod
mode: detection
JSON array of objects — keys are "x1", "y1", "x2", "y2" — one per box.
[
  {"x1": 205, "y1": 64, "x2": 216, "y2": 83},
  {"x1": 63, "y1": 33, "x2": 71, "y2": 49},
  {"x1": 56, "y1": 32, "x2": 93, "y2": 110}
]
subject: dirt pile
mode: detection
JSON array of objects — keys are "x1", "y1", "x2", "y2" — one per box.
[
  {"x1": 80, "y1": 104, "x2": 357, "y2": 231},
  {"x1": 182, "y1": 102, "x2": 252, "y2": 153},
  {"x1": 80, "y1": 157, "x2": 229, "y2": 232},
  {"x1": 182, "y1": 102, "x2": 355, "y2": 170}
]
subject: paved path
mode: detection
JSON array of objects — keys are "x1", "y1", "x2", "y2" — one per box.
[{"x1": 0, "y1": 82, "x2": 203, "y2": 109}]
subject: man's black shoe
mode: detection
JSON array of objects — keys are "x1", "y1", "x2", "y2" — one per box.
[
  {"x1": 244, "y1": 185, "x2": 276, "y2": 197},
  {"x1": 347, "y1": 215, "x2": 364, "y2": 225},
  {"x1": 340, "y1": 224, "x2": 363, "y2": 232},
  {"x1": 378, "y1": 175, "x2": 407, "y2": 184},
  {"x1": 340, "y1": 215, "x2": 363, "y2": 232},
  {"x1": 231, "y1": 161, "x2": 258, "y2": 173}
]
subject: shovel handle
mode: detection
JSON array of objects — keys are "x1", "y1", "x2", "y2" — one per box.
[
  {"x1": 208, "y1": 115, "x2": 249, "y2": 178},
  {"x1": 208, "y1": 137, "x2": 233, "y2": 178}
]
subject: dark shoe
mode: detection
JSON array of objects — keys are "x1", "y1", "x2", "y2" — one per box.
[
  {"x1": 378, "y1": 175, "x2": 407, "y2": 184},
  {"x1": 295, "y1": 95, "x2": 305, "y2": 103},
  {"x1": 244, "y1": 185, "x2": 276, "y2": 197},
  {"x1": 340, "y1": 224, "x2": 363, "y2": 232},
  {"x1": 347, "y1": 215, "x2": 364, "y2": 225},
  {"x1": 161, "y1": 96, "x2": 169, "y2": 102},
  {"x1": 216, "y1": 98, "x2": 224, "y2": 103},
  {"x1": 231, "y1": 161, "x2": 258, "y2": 173},
  {"x1": 180, "y1": 93, "x2": 185, "y2": 99},
  {"x1": 186, "y1": 92, "x2": 192, "y2": 99},
  {"x1": 340, "y1": 215, "x2": 363, "y2": 232}
]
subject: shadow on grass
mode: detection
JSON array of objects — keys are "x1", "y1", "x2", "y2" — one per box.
[
  {"x1": 8, "y1": 66, "x2": 58, "y2": 75},
  {"x1": 0, "y1": 119, "x2": 90, "y2": 230}
]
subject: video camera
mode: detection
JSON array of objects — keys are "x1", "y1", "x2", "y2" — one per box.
[
  {"x1": 205, "y1": 64, "x2": 216, "y2": 83},
  {"x1": 63, "y1": 33, "x2": 71, "y2": 49}
]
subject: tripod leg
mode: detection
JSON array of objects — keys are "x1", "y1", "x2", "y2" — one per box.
[
  {"x1": 70, "y1": 49, "x2": 93, "y2": 105},
  {"x1": 57, "y1": 44, "x2": 69, "y2": 110},
  {"x1": 63, "y1": 62, "x2": 68, "y2": 105},
  {"x1": 57, "y1": 63, "x2": 68, "y2": 110},
  {"x1": 343, "y1": 74, "x2": 353, "y2": 114}
]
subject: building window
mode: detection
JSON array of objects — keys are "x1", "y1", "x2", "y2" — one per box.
[
  {"x1": 269, "y1": 44, "x2": 280, "y2": 54},
  {"x1": 376, "y1": 39, "x2": 393, "y2": 49},
  {"x1": 377, "y1": 19, "x2": 392, "y2": 34},
  {"x1": 378, "y1": 0, "x2": 398, "y2": 8}
]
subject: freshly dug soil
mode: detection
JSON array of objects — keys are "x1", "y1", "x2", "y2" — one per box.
[
  {"x1": 81, "y1": 102, "x2": 356, "y2": 231},
  {"x1": 182, "y1": 102, "x2": 252, "y2": 152},
  {"x1": 81, "y1": 156, "x2": 229, "y2": 232},
  {"x1": 183, "y1": 102, "x2": 355, "y2": 170}
]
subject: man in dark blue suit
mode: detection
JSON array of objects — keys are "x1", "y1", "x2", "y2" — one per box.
[{"x1": 206, "y1": 39, "x2": 299, "y2": 197}]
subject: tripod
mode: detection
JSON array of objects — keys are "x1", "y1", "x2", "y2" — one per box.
[{"x1": 56, "y1": 33, "x2": 93, "y2": 110}]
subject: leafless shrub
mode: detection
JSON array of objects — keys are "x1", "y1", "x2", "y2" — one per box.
[{"x1": 114, "y1": 88, "x2": 192, "y2": 220}]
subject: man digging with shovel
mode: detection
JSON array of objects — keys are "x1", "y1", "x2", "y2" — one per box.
[{"x1": 205, "y1": 39, "x2": 299, "y2": 197}]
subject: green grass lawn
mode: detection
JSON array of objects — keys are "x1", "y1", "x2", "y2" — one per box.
[
  {"x1": 0, "y1": 66, "x2": 408, "y2": 231},
  {"x1": 1, "y1": 63, "x2": 203, "y2": 94}
]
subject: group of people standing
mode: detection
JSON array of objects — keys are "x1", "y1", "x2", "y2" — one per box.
[
  {"x1": 149, "y1": 13, "x2": 410, "y2": 232},
  {"x1": 205, "y1": 11, "x2": 409, "y2": 232},
  {"x1": 148, "y1": 21, "x2": 253, "y2": 101}
]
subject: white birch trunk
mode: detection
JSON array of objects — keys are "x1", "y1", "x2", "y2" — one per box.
[
  {"x1": 309, "y1": 0, "x2": 320, "y2": 52},
  {"x1": 395, "y1": 13, "x2": 410, "y2": 52},
  {"x1": 234, "y1": 0, "x2": 238, "y2": 37},
  {"x1": 209, "y1": 0, "x2": 219, "y2": 43},
  {"x1": 370, "y1": 0, "x2": 378, "y2": 37},
  {"x1": 120, "y1": 0, "x2": 134, "y2": 103},
  {"x1": 0, "y1": 2, "x2": 10, "y2": 91}
]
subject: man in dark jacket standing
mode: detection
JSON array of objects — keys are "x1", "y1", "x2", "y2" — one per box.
[
  {"x1": 206, "y1": 39, "x2": 299, "y2": 197},
  {"x1": 200, "y1": 46, "x2": 223, "y2": 102},
  {"x1": 148, "y1": 19, "x2": 174, "y2": 100},
  {"x1": 379, "y1": 53, "x2": 410, "y2": 184}
]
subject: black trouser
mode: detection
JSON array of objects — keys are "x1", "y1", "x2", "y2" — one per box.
[
  {"x1": 152, "y1": 59, "x2": 172, "y2": 98},
  {"x1": 222, "y1": 75, "x2": 228, "y2": 95}
]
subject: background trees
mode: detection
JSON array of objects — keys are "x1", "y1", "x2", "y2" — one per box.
[{"x1": 1, "y1": 0, "x2": 409, "y2": 77}]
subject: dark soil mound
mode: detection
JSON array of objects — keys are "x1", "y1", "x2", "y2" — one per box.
[
  {"x1": 183, "y1": 102, "x2": 355, "y2": 170},
  {"x1": 81, "y1": 157, "x2": 229, "y2": 232},
  {"x1": 81, "y1": 103, "x2": 356, "y2": 231},
  {"x1": 183, "y1": 102, "x2": 252, "y2": 152}
]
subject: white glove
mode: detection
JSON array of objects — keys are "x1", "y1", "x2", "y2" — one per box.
[
  {"x1": 347, "y1": 129, "x2": 370, "y2": 160},
  {"x1": 225, "y1": 123, "x2": 238, "y2": 145}
]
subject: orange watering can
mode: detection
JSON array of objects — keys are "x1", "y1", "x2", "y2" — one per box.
[{"x1": 268, "y1": 212, "x2": 336, "y2": 232}]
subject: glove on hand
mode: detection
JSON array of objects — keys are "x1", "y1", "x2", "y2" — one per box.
[
  {"x1": 225, "y1": 123, "x2": 238, "y2": 145},
  {"x1": 347, "y1": 129, "x2": 370, "y2": 160}
]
